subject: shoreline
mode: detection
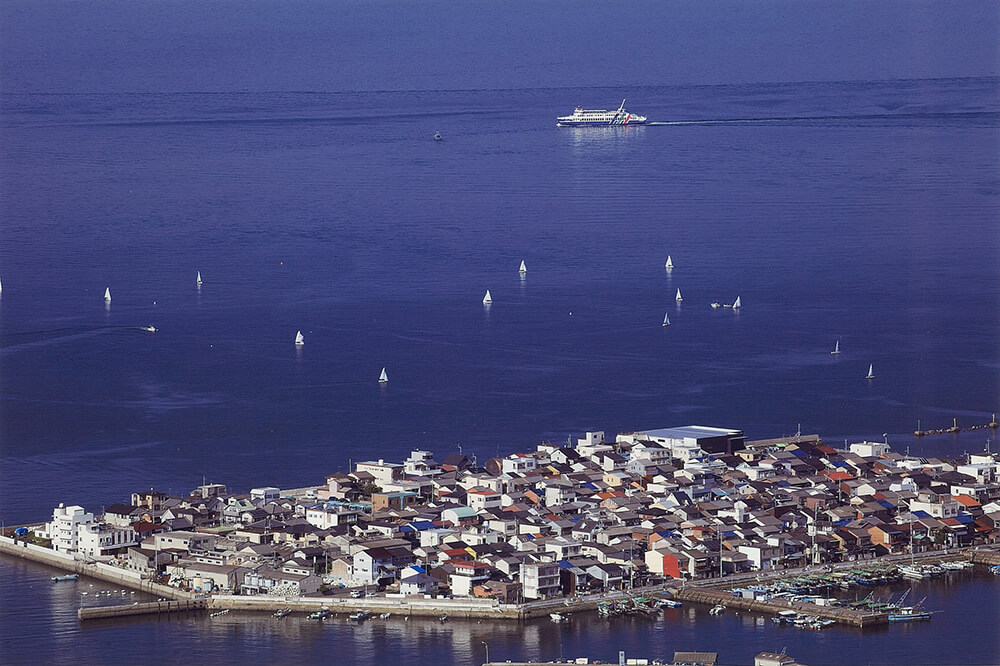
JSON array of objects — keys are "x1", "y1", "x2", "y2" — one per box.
[{"x1": 5, "y1": 534, "x2": 996, "y2": 625}]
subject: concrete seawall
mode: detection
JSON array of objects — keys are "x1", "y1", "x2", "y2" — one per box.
[{"x1": 0, "y1": 536, "x2": 188, "y2": 602}]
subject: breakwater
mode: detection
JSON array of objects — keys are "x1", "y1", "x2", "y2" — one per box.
[
  {"x1": 913, "y1": 416, "x2": 999, "y2": 437},
  {"x1": 79, "y1": 599, "x2": 207, "y2": 621}
]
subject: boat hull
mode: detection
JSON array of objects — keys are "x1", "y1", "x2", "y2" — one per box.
[{"x1": 557, "y1": 119, "x2": 647, "y2": 127}]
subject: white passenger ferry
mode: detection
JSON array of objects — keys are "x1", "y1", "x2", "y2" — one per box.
[{"x1": 556, "y1": 99, "x2": 647, "y2": 126}]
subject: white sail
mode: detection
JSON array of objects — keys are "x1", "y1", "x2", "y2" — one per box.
[
  {"x1": 294, "y1": 330, "x2": 304, "y2": 345},
  {"x1": 733, "y1": 296, "x2": 741, "y2": 309},
  {"x1": 197, "y1": 270, "x2": 203, "y2": 285},
  {"x1": 0, "y1": 277, "x2": 3, "y2": 294},
  {"x1": 831, "y1": 339, "x2": 841, "y2": 354},
  {"x1": 866, "y1": 364, "x2": 875, "y2": 379},
  {"x1": 665, "y1": 255, "x2": 674, "y2": 269},
  {"x1": 675, "y1": 288, "x2": 682, "y2": 302},
  {"x1": 104, "y1": 287, "x2": 112, "y2": 302},
  {"x1": 379, "y1": 367, "x2": 389, "y2": 383},
  {"x1": 519, "y1": 260, "x2": 527, "y2": 273},
  {"x1": 483, "y1": 289, "x2": 492, "y2": 305},
  {"x1": 662, "y1": 312, "x2": 670, "y2": 326}
]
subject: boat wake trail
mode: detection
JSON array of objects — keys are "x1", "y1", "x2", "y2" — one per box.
[
  {"x1": 646, "y1": 111, "x2": 998, "y2": 126},
  {"x1": 0, "y1": 326, "x2": 149, "y2": 355}
]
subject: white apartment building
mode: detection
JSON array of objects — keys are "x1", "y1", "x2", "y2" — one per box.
[
  {"x1": 521, "y1": 561, "x2": 561, "y2": 599},
  {"x1": 43, "y1": 504, "x2": 94, "y2": 553}
]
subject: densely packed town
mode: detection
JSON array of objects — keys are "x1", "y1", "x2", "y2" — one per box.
[{"x1": 28, "y1": 425, "x2": 1000, "y2": 602}]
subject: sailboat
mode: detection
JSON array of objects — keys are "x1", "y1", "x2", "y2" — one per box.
[
  {"x1": 483, "y1": 289, "x2": 492, "y2": 305},
  {"x1": 866, "y1": 364, "x2": 875, "y2": 379},
  {"x1": 662, "y1": 312, "x2": 670, "y2": 327},
  {"x1": 104, "y1": 287, "x2": 112, "y2": 302},
  {"x1": 379, "y1": 367, "x2": 389, "y2": 383},
  {"x1": 294, "y1": 330, "x2": 304, "y2": 346},
  {"x1": 0, "y1": 277, "x2": 3, "y2": 294},
  {"x1": 664, "y1": 255, "x2": 674, "y2": 270},
  {"x1": 675, "y1": 288, "x2": 682, "y2": 302},
  {"x1": 196, "y1": 270, "x2": 203, "y2": 285},
  {"x1": 519, "y1": 260, "x2": 527, "y2": 274},
  {"x1": 733, "y1": 296, "x2": 741, "y2": 309},
  {"x1": 831, "y1": 339, "x2": 841, "y2": 355}
]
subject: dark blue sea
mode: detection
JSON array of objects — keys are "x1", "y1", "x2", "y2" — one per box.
[{"x1": 1, "y1": 0, "x2": 999, "y2": 663}]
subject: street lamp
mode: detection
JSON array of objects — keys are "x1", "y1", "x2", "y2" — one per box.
[{"x1": 481, "y1": 640, "x2": 490, "y2": 664}]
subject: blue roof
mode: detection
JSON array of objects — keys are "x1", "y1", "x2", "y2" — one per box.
[
  {"x1": 558, "y1": 560, "x2": 574, "y2": 569},
  {"x1": 955, "y1": 514, "x2": 974, "y2": 524},
  {"x1": 913, "y1": 510, "x2": 932, "y2": 518}
]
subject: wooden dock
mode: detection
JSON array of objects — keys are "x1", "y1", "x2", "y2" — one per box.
[
  {"x1": 78, "y1": 599, "x2": 207, "y2": 621},
  {"x1": 672, "y1": 587, "x2": 887, "y2": 627}
]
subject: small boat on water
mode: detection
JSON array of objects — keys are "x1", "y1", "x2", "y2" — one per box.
[
  {"x1": 831, "y1": 339, "x2": 841, "y2": 354},
  {"x1": 710, "y1": 302, "x2": 721, "y2": 309},
  {"x1": 866, "y1": 363, "x2": 875, "y2": 379},
  {"x1": 379, "y1": 612, "x2": 391, "y2": 620},
  {"x1": 662, "y1": 312, "x2": 670, "y2": 327},
  {"x1": 349, "y1": 610, "x2": 371, "y2": 622},
  {"x1": 709, "y1": 604, "x2": 725, "y2": 615},
  {"x1": 733, "y1": 296, "x2": 741, "y2": 309},
  {"x1": 196, "y1": 270, "x2": 203, "y2": 285},
  {"x1": 379, "y1": 367, "x2": 388, "y2": 383},
  {"x1": 295, "y1": 330, "x2": 304, "y2": 346},
  {"x1": 888, "y1": 606, "x2": 932, "y2": 622},
  {"x1": 308, "y1": 607, "x2": 330, "y2": 621},
  {"x1": 665, "y1": 255, "x2": 674, "y2": 270},
  {"x1": 675, "y1": 288, "x2": 682, "y2": 302},
  {"x1": 210, "y1": 609, "x2": 230, "y2": 618},
  {"x1": 483, "y1": 289, "x2": 493, "y2": 305},
  {"x1": 104, "y1": 287, "x2": 112, "y2": 302},
  {"x1": 273, "y1": 608, "x2": 291, "y2": 618},
  {"x1": 141, "y1": 325, "x2": 157, "y2": 333},
  {"x1": 433, "y1": 132, "x2": 442, "y2": 141},
  {"x1": 519, "y1": 260, "x2": 527, "y2": 274},
  {"x1": 549, "y1": 612, "x2": 569, "y2": 622},
  {"x1": 52, "y1": 574, "x2": 78, "y2": 582}
]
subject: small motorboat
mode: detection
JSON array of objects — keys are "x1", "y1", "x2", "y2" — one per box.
[
  {"x1": 433, "y1": 132, "x2": 442, "y2": 141},
  {"x1": 51, "y1": 574, "x2": 79, "y2": 582},
  {"x1": 141, "y1": 325, "x2": 157, "y2": 333}
]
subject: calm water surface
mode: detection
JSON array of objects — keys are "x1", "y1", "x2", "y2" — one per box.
[{"x1": 1, "y1": 1, "x2": 999, "y2": 664}]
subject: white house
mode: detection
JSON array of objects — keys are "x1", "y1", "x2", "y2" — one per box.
[
  {"x1": 304, "y1": 504, "x2": 362, "y2": 529},
  {"x1": 501, "y1": 454, "x2": 537, "y2": 475},
  {"x1": 77, "y1": 523, "x2": 138, "y2": 558},
  {"x1": 850, "y1": 441, "x2": 890, "y2": 458},
  {"x1": 250, "y1": 487, "x2": 281, "y2": 503},
  {"x1": 466, "y1": 489, "x2": 502, "y2": 512},
  {"x1": 354, "y1": 459, "x2": 404, "y2": 487}
]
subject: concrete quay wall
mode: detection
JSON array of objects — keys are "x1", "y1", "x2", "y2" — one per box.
[
  {"x1": 210, "y1": 593, "x2": 523, "y2": 619},
  {"x1": 0, "y1": 536, "x2": 188, "y2": 602},
  {"x1": 672, "y1": 587, "x2": 886, "y2": 627}
]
